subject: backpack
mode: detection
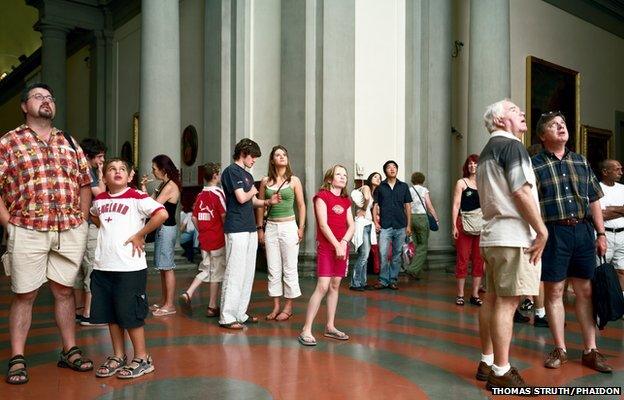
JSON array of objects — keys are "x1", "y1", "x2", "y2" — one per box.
[{"x1": 591, "y1": 257, "x2": 624, "y2": 330}]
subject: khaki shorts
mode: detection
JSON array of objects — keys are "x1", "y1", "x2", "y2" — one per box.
[
  {"x1": 74, "y1": 223, "x2": 99, "y2": 291},
  {"x1": 481, "y1": 246, "x2": 541, "y2": 297},
  {"x1": 196, "y1": 247, "x2": 226, "y2": 283},
  {"x1": 6, "y1": 223, "x2": 88, "y2": 294}
]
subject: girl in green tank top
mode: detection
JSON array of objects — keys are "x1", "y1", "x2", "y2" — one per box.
[{"x1": 255, "y1": 146, "x2": 306, "y2": 321}]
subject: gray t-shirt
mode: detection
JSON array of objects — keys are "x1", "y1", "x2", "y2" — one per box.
[{"x1": 477, "y1": 130, "x2": 539, "y2": 248}]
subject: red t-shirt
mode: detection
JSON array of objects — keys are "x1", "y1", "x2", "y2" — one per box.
[
  {"x1": 193, "y1": 187, "x2": 226, "y2": 251},
  {"x1": 314, "y1": 189, "x2": 351, "y2": 249}
]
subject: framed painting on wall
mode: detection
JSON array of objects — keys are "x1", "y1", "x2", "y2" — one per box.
[
  {"x1": 581, "y1": 125, "x2": 613, "y2": 177},
  {"x1": 525, "y1": 56, "x2": 580, "y2": 151}
]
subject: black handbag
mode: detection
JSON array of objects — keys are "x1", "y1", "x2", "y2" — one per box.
[
  {"x1": 145, "y1": 222, "x2": 156, "y2": 243},
  {"x1": 592, "y1": 256, "x2": 624, "y2": 330},
  {"x1": 413, "y1": 187, "x2": 438, "y2": 231}
]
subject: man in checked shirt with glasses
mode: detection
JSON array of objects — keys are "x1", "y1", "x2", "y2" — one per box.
[
  {"x1": 531, "y1": 111, "x2": 612, "y2": 374},
  {"x1": 0, "y1": 83, "x2": 94, "y2": 384}
]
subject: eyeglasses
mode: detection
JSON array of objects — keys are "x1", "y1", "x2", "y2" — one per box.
[{"x1": 28, "y1": 93, "x2": 55, "y2": 103}]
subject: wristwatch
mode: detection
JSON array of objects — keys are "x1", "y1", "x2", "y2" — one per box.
[{"x1": 596, "y1": 232, "x2": 606, "y2": 237}]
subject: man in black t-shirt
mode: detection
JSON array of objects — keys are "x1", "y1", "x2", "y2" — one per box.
[
  {"x1": 219, "y1": 139, "x2": 280, "y2": 329},
  {"x1": 372, "y1": 160, "x2": 412, "y2": 290}
]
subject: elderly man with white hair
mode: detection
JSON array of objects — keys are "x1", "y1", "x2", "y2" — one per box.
[{"x1": 475, "y1": 99, "x2": 548, "y2": 390}]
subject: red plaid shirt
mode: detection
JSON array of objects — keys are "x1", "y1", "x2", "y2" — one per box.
[{"x1": 0, "y1": 125, "x2": 92, "y2": 231}]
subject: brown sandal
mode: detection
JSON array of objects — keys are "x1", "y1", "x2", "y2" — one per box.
[{"x1": 206, "y1": 307, "x2": 220, "y2": 318}]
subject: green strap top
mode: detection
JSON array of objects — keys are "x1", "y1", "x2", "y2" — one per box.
[{"x1": 265, "y1": 185, "x2": 295, "y2": 218}]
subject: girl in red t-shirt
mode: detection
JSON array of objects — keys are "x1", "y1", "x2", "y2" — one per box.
[{"x1": 298, "y1": 165, "x2": 354, "y2": 346}]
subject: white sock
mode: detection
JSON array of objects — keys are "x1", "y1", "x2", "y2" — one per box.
[
  {"x1": 535, "y1": 307, "x2": 546, "y2": 318},
  {"x1": 481, "y1": 353, "x2": 494, "y2": 366},
  {"x1": 492, "y1": 363, "x2": 511, "y2": 376}
]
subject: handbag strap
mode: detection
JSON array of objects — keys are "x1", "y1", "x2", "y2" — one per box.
[
  {"x1": 412, "y1": 186, "x2": 427, "y2": 210},
  {"x1": 264, "y1": 178, "x2": 289, "y2": 220}
]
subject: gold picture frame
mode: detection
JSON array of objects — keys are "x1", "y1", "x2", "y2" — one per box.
[
  {"x1": 581, "y1": 125, "x2": 613, "y2": 175},
  {"x1": 132, "y1": 112, "x2": 139, "y2": 167},
  {"x1": 525, "y1": 56, "x2": 580, "y2": 151}
]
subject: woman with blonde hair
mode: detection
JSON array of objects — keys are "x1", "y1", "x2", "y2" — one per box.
[
  {"x1": 256, "y1": 145, "x2": 306, "y2": 321},
  {"x1": 298, "y1": 165, "x2": 354, "y2": 346}
]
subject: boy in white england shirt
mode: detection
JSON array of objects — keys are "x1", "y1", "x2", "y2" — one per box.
[{"x1": 89, "y1": 158, "x2": 168, "y2": 379}]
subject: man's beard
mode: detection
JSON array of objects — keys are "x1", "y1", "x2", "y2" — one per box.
[{"x1": 38, "y1": 106, "x2": 54, "y2": 119}]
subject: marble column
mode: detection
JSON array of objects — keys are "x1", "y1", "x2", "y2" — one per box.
[
  {"x1": 406, "y1": 0, "x2": 453, "y2": 255},
  {"x1": 139, "y1": 0, "x2": 181, "y2": 176},
  {"x1": 467, "y1": 0, "x2": 511, "y2": 154},
  {"x1": 90, "y1": 30, "x2": 112, "y2": 143},
  {"x1": 40, "y1": 23, "x2": 69, "y2": 131}
]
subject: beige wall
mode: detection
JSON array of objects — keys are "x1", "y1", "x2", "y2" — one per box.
[
  {"x1": 510, "y1": 0, "x2": 624, "y2": 134},
  {"x1": 354, "y1": 0, "x2": 406, "y2": 181},
  {"x1": 66, "y1": 45, "x2": 90, "y2": 140}
]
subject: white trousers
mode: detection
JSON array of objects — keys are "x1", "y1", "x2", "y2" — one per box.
[
  {"x1": 220, "y1": 231, "x2": 258, "y2": 324},
  {"x1": 604, "y1": 230, "x2": 624, "y2": 269},
  {"x1": 264, "y1": 220, "x2": 301, "y2": 298}
]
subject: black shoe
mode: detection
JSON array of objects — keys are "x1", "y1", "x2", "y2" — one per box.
[
  {"x1": 363, "y1": 285, "x2": 373, "y2": 290},
  {"x1": 349, "y1": 286, "x2": 365, "y2": 292},
  {"x1": 533, "y1": 315, "x2": 549, "y2": 327},
  {"x1": 513, "y1": 310, "x2": 530, "y2": 323}
]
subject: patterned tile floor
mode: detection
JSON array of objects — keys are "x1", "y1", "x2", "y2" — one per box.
[{"x1": 1, "y1": 269, "x2": 622, "y2": 399}]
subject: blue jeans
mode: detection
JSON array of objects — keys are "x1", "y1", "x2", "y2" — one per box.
[
  {"x1": 350, "y1": 225, "x2": 372, "y2": 288},
  {"x1": 379, "y1": 227, "x2": 406, "y2": 285}
]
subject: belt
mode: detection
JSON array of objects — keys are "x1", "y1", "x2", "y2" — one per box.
[
  {"x1": 605, "y1": 227, "x2": 624, "y2": 233},
  {"x1": 550, "y1": 218, "x2": 586, "y2": 226}
]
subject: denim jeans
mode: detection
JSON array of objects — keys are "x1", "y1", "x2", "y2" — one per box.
[
  {"x1": 379, "y1": 227, "x2": 406, "y2": 285},
  {"x1": 350, "y1": 225, "x2": 372, "y2": 288}
]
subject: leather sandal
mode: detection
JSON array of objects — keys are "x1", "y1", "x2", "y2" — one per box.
[
  {"x1": 6, "y1": 355, "x2": 28, "y2": 385},
  {"x1": 116, "y1": 356, "x2": 155, "y2": 379},
  {"x1": 455, "y1": 296, "x2": 465, "y2": 306},
  {"x1": 206, "y1": 307, "x2": 220, "y2": 318},
  {"x1": 96, "y1": 355, "x2": 127, "y2": 378},
  {"x1": 178, "y1": 292, "x2": 192, "y2": 315},
  {"x1": 219, "y1": 322, "x2": 245, "y2": 330},
  {"x1": 275, "y1": 311, "x2": 292, "y2": 321},
  {"x1": 469, "y1": 296, "x2": 483, "y2": 306},
  {"x1": 57, "y1": 346, "x2": 93, "y2": 372}
]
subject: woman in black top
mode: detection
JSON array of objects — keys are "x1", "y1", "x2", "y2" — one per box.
[
  {"x1": 451, "y1": 154, "x2": 485, "y2": 306},
  {"x1": 140, "y1": 154, "x2": 181, "y2": 316}
]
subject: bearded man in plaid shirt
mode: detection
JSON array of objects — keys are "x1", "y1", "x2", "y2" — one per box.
[{"x1": 0, "y1": 83, "x2": 94, "y2": 384}]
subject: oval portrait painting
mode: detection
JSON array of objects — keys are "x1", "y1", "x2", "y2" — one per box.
[{"x1": 182, "y1": 125, "x2": 198, "y2": 166}]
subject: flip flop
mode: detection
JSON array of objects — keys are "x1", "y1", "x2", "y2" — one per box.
[
  {"x1": 178, "y1": 292, "x2": 192, "y2": 315},
  {"x1": 265, "y1": 311, "x2": 278, "y2": 321},
  {"x1": 324, "y1": 330, "x2": 349, "y2": 341},
  {"x1": 152, "y1": 308, "x2": 176, "y2": 317},
  {"x1": 149, "y1": 304, "x2": 161, "y2": 311},
  {"x1": 245, "y1": 316, "x2": 259, "y2": 324},
  {"x1": 275, "y1": 311, "x2": 292, "y2": 321},
  {"x1": 297, "y1": 334, "x2": 317, "y2": 346}
]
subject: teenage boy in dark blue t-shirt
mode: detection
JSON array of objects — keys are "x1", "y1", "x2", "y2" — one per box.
[{"x1": 219, "y1": 139, "x2": 281, "y2": 329}]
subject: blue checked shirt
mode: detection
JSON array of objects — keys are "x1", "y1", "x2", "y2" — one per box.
[{"x1": 531, "y1": 149, "x2": 603, "y2": 223}]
